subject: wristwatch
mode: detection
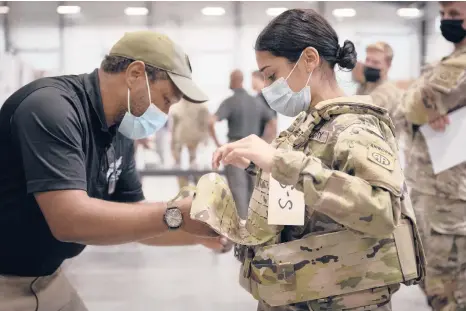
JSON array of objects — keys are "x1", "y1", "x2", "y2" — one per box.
[
  {"x1": 245, "y1": 161, "x2": 257, "y2": 176},
  {"x1": 163, "y1": 205, "x2": 183, "y2": 230}
]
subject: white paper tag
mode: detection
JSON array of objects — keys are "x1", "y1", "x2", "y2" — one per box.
[{"x1": 268, "y1": 175, "x2": 305, "y2": 226}]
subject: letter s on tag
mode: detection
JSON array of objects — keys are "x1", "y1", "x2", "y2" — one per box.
[{"x1": 268, "y1": 175, "x2": 305, "y2": 226}]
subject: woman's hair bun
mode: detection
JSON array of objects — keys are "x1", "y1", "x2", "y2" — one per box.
[{"x1": 337, "y1": 40, "x2": 357, "y2": 71}]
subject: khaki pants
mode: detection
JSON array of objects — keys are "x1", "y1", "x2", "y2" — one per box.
[
  {"x1": 0, "y1": 268, "x2": 87, "y2": 311},
  {"x1": 172, "y1": 141, "x2": 200, "y2": 190}
]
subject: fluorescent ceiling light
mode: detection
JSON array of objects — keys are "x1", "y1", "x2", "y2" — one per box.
[
  {"x1": 332, "y1": 8, "x2": 356, "y2": 18},
  {"x1": 201, "y1": 7, "x2": 225, "y2": 16},
  {"x1": 397, "y1": 7, "x2": 422, "y2": 18},
  {"x1": 124, "y1": 7, "x2": 148, "y2": 16},
  {"x1": 0, "y1": 6, "x2": 9, "y2": 14},
  {"x1": 266, "y1": 7, "x2": 288, "y2": 17},
  {"x1": 57, "y1": 5, "x2": 81, "y2": 15}
]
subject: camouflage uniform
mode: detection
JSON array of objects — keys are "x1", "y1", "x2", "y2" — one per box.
[
  {"x1": 170, "y1": 100, "x2": 210, "y2": 188},
  {"x1": 356, "y1": 81, "x2": 405, "y2": 145},
  {"x1": 401, "y1": 46, "x2": 466, "y2": 311},
  {"x1": 191, "y1": 96, "x2": 426, "y2": 311}
]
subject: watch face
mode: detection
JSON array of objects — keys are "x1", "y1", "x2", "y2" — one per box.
[{"x1": 165, "y1": 207, "x2": 183, "y2": 229}]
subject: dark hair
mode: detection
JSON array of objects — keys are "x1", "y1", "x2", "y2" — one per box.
[
  {"x1": 255, "y1": 9, "x2": 357, "y2": 71},
  {"x1": 100, "y1": 55, "x2": 169, "y2": 81}
]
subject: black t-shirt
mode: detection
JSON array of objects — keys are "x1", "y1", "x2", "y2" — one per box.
[{"x1": 0, "y1": 69, "x2": 145, "y2": 277}]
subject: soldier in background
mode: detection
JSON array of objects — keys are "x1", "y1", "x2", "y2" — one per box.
[
  {"x1": 154, "y1": 122, "x2": 169, "y2": 166},
  {"x1": 400, "y1": 2, "x2": 466, "y2": 310},
  {"x1": 170, "y1": 98, "x2": 210, "y2": 189},
  {"x1": 352, "y1": 42, "x2": 403, "y2": 123},
  {"x1": 209, "y1": 70, "x2": 275, "y2": 219},
  {"x1": 352, "y1": 41, "x2": 408, "y2": 165},
  {"x1": 251, "y1": 70, "x2": 277, "y2": 143}
]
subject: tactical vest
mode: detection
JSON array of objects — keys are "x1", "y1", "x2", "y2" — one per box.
[{"x1": 234, "y1": 98, "x2": 426, "y2": 309}]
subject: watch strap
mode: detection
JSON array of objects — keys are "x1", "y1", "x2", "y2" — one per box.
[{"x1": 245, "y1": 161, "x2": 257, "y2": 176}]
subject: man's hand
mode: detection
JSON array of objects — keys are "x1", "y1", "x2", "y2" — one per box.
[
  {"x1": 429, "y1": 115, "x2": 450, "y2": 132},
  {"x1": 424, "y1": 98, "x2": 450, "y2": 132},
  {"x1": 199, "y1": 236, "x2": 233, "y2": 253},
  {"x1": 177, "y1": 197, "x2": 218, "y2": 238},
  {"x1": 421, "y1": 84, "x2": 450, "y2": 132}
]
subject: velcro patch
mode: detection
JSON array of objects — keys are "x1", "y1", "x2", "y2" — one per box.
[
  {"x1": 310, "y1": 130, "x2": 329, "y2": 143},
  {"x1": 429, "y1": 66, "x2": 465, "y2": 94},
  {"x1": 367, "y1": 144, "x2": 395, "y2": 171}
]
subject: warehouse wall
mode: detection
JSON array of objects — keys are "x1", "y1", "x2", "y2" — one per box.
[{"x1": 3, "y1": 1, "x2": 455, "y2": 147}]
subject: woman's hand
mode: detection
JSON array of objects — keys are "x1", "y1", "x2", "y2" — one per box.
[{"x1": 212, "y1": 135, "x2": 276, "y2": 173}]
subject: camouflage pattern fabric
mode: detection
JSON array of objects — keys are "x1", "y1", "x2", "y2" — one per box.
[
  {"x1": 356, "y1": 81, "x2": 402, "y2": 127},
  {"x1": 400, "y1": 45, "x2": 466, "y2": 311},
  {"x1": 356, "y1": 81, "x2": 406, "y2": 153},
  {"x1": 170, "y1": 99, "x2": 210, "y2": 146},
  {"x1": 191, "y1": 96, "x2": 425, "y2": 310},
  {"x1": 257, "y1": 296, "x2": 393, "y2": 311},
  {"x1": 190, "y1": 173, "x2": 278, "y2": 245},
  {"x1": 401, "y1": 46, "x2": 466, "y2": 202},
  {"x1": 410, "y1": 189, "x2": 466, "y2": 311},
  {"x1": 170, "y1": 99, "x2": 209, "y2": 189}
]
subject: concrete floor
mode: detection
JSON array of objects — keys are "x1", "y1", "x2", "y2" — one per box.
[{"x1": 64, "y1": 176, "x2": 430, "y2": 311}]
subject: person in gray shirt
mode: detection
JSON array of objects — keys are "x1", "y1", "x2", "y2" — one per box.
[
  {"x1": 209, "y1": 69, "x2": 275, "y2": 219},
  {"x1": 252, "y1": 70, "x2": 277, "y2": 143}
]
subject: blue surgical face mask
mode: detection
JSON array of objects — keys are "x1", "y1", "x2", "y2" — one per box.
[
  {"x1": 261, "y1": 52, "x2": 313, "y2": 117},
  {"x1": 118, "y1": 72, "x2": 168, "y2": 140}
]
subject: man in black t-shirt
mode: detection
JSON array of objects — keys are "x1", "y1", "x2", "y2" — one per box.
[{"x1": 0, "y1": 31, "x2": 229, "y2": 311}]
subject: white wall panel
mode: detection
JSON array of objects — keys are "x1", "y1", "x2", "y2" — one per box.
[
  {"x1": 2, "y1": 1, "x2": 426, "y2": 157},
  {"x1": 0, "y1": 16, "x2": 4, "y2": 53},
  {"x1": 328, "y1": 1, "x2": 421, "y2": 95},
  {"x1": 8, "y1": 1, "x2": 59, "y2": 71},
  {"x1": 62, "y1": 1, "x2": 148, "y2": 75}
]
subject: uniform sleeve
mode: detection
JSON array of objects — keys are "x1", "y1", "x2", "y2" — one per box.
[
  {"x1": 370, "y1": 87, "x2": 392, "y2": 113},
  {"x1": 215, "y1": 99, "x2": 231, "y2": 121},
  {"x1": 11, "y1": 88, "x2": 87, "y2": 194},
  {"x1": 271, "y1": 122, "x2": 403, "y2": 237},
  {"x1": 370, "y1": 85, "x2": 406, "y2": 140},
  {"x1": 401, "y1": 76, "x2": 432, "y2": 125},
  {"x1": 402, "y1": 60, "x2": 466, "y2": 125},
  {"x1": 110, "y1": 141, "x2": 145, "y2": 203}
]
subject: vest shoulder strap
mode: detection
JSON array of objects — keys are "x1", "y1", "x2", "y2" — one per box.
[{"x1": 290, "y1": 97, "x2": 395, "y2": 147}]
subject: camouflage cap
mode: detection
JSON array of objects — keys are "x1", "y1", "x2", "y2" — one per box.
[{"x1": 109, "y1": 30, "x2": 208, "y2": 103}]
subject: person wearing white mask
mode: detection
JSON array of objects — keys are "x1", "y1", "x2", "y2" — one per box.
[
  {"x1": 211, "y1": 9, "x2": 425, "y2": 311},
  {"x1": 0, "y1": 31, "x2": 230, "y2": 311}
]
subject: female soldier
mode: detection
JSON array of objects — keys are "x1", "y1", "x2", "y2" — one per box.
[{"x1": 211, "y1": 8, "x2": 425, "y2": 311}]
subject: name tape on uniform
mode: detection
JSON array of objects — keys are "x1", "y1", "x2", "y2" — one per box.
[{"x1": 268, "y1": 175, "x2": 305, "y2": 226}]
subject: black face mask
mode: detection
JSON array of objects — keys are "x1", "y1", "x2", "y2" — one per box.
[
  {"x1": 363, "y1": 66, "x2": 381, "y2": 83},
  {"x1": 440, "y1": 19, "x2": 466, "y2": 44}
]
